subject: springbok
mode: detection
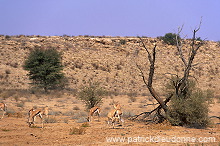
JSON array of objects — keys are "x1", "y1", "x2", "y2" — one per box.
[
  {"x1": 107, "y1": 102, "x2": 123, "y2": 128},
  {"x1": 27, "y1": 106, "x2": 49, "y2": 128},
  {"x1": 87, "y1": 106, "x2": 101, "y2": 122},
  {"x1": 113, "y1": 103, "x2": 123, "y2": 122},
  {"x1": 0, "y1": 102, "x2": 7, "y2": 119}
]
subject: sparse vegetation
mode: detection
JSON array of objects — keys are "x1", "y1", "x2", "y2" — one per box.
[
  {"x1": 5, "y1": 69, "x2": 11, "y2": 74},
  {"x1": 129, "y1": 96, "x2": 137, "y2": 102},
  {"x1": 73, "y1": 106, "x2": 80, "y2": 110},
  {"x1": 1, "y1": 90, "x2": 16, "y2": 99},
  {"x1": 1, "y1": 128, "x2": 10, "y2": 132},
  {"x1": 5, "y1": 109, "x2": 16, "y2": 116},
  {"x1": 76, "y1": 117, "x2": 88, "y2": 123},
  {"x1": 77, "y1": 82, "x2": 106, "y2": 110},
  {"x1": 119, "y1": 39, "x2": 126, "y2": 45},
  {"x1": 69, "y1": 127, "x2": 86, "y2": 135},
  {"x1": 72, "y1": 111, "x2": 87, "y2": 120},
  {"x1": 123, "y1": 110, "x2": 135, "y2": 118},
  {"x1": 16, "y1": 102, "x2": 25, "y2": 108},
  {"x1": 0, "y1": 35, "x2": 219, "y2": 145},
  {"x1": 44, "y1": 116, "x2": 58, "y2": 123},
  {"x1": 81, "y1": 122, "x2": 90, "y2": 127},
  {"x1": 217, "y1": 40, "x2": 220, "y2": 46}
]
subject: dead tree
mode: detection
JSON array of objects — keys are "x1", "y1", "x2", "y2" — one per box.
[
  {"x1": 130, "y1": 39, "x2": 173, "y2": 123},
  {"x1": 173, "y1": 21, "x2": 204, "y2": 98},
  {"x1": 130, "y1": 20, "x2": 203, "y2": 123}
]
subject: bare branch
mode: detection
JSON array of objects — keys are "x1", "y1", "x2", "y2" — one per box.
[
  {"x1": 144, "y1": 103, "x2": 159, "y2": 107},
  {"x1": 176, "y1": 25, "x2": 187, "y2": 67},
  {"x1": 138, "y1": 37, "x2": 152, "y2": 63},
  {"x1": 174, "y1": 19, "x2": 204, "y2": 98},
  {"x1": 191, "y1": 62, "x2": 200, "y2": 67},
  {"x1": 177, "y1": 24, "x2": 184, "y2": 34},
  {"x1": 195, "y1": 17, "x2": 203, "y2": 32},
  {"x1": 191, "y1": 17, "x2": 203, "y2": 52},
  {"x1": 136, "y1": 63, "x2": 148, "y2": 86},
  {"x1": 192, "y1": 61, "x2": 209, "y2": 68}
]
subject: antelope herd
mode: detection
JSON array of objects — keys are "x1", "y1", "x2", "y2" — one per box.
[
  {"x1": 1, "y1": 101, "x2": 123, "y2": 129},
  {"x1": 86, "y1": 102, "x2": 124, "y2": 128}
]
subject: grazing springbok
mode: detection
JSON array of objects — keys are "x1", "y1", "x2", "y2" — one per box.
[
  {"x1": 107, "y1": 102, "x2": 123, "y2": 128},
  {"x1": 0, "y1": 102, "x2": 7, "y2": 119},
  {"x1": 87, "y1": 106, "x2": 101, "y2": 122},
  {"x1": 113, "y1": 103, "x2": 123, "y2": 122},
  {"x1": 27, "y1": 106, "x2": 49, "y2": 128}
]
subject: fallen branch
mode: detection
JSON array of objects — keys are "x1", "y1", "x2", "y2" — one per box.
[
  {"x1": 144, "y1": 103, "x2": 159, "y2": 107},
  {"x1": 129, "y1": 94, "x2": 173, "y2": 121}
]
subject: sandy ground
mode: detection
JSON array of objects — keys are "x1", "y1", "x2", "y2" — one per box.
[
  {"x1": 0, "y1": 117, "x2": 219, "y2": 146},
  {"x1": 0, "y1": 96, "x2": 219, "y2": 146}
]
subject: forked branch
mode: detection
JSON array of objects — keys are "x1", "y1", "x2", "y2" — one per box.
[
  {"x1": 174, "y1": 18, "x2": 204, "y2": 97},
  {"x1": 137, "y1": 37, "x2": 168, "y2": 112}
]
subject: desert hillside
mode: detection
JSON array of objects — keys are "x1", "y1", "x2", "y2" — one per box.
[
  {"x1": 0, "y1": 35, "x2": 220, "y2": 146},
  {"x1": 0, "y1": 35, "x2": 219, "y2": 96}
]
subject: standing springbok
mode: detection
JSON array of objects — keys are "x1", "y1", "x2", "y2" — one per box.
[
  {"x1": 113, "y1": 103, "x2": 123, "y2": 122},
  {"x1": 0, "y1": 102, "x2": 7, "y2": 119},
  {"x1": 87, "y1": 106, "x2": 101, "y2": 122},
  {"x1": 27, "y1": 106, "x2": 49, "y2": 128},
  {"x1": 107, "y1": 102, "x2": 123, "y2": 128}
]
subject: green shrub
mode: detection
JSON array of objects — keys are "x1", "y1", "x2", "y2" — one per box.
[
  {"x1": 119, "y1": 39, "x2": 126, "y2": 45},
  {"x1": 77, "y1": 82, "x2": 106, "y2": 110},
  {"x1": 165, "y1": 78, "x2": 213, "y2": 128},
  {"x1": 196, "y1": 37, "x2": 202, "y2": 41},
  {"x1": 23, "y1": 47, "x2": 65, "y2": 92},
  {"x1": 217, "y1": 40, "x2": 220, "y2": 47},
  {"x1": 161, "y1": 33, "x2": 181, "y2": 45}
]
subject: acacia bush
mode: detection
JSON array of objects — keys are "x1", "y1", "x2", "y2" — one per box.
[
  {"x1": 23, "y1": 47, "x2": 65, "y2": 92},
  {"x1": 160, "y1": 33, "x2": 181, "y2": 45},
  {"x1": 77, "y1": 82, "x2": 106, "y2": 110},
  {"x1": 165, "y1": 77, "x2": 213, "y2": 128}
]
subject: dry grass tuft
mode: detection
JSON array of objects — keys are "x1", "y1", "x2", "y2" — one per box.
[
  {"x1": 1, "y1": 128, "x2": 11, "y2": 132},
  {"x1": 73, "y1": 106, "x2": 80, "y2": 110},
  {"x1": 44, "y1": 116, "x2": 58, "y2": 123},
  {"x1": 148, "y1": 120, "x2": 173, "y2": 130},
  {"x1": 81, "y1": 122, "x2": 90, "y2": 127},
  {"x1": 69, "y1": 127, "x2": 86, "y2": 135}
]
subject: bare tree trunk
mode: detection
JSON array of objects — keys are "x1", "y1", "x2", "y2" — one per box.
[{"x1": 137, "y1": 39, "x2": 168, "y2": 112}]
